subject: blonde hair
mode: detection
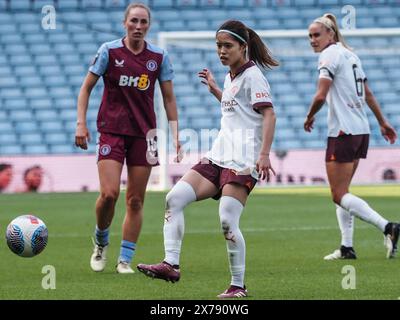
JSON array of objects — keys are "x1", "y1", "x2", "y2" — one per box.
[
  {"x1": 124, "y1": 2, "x2": 151, "y2": 23},
  {"x1": 313, "y1": 13, "x2": 351, "y2": 50}
]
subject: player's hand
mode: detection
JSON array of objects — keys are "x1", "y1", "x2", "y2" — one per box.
[
  {"x1": 174, "y1": 142, "x2": 183, "y2": 163},
  {"x1": 304, "y1": 116, "x2": 315, "y2": 132},
  {"x1": 256, "y1": 154, "x2": 276, "y2": 181},
  {"x1": 75, "y1": 122, "x2": 90, "y2": 150},
  {"x1": 380, "y1": 121, "x2": 398, "y2": 144},
  {"x1": 198, "y1": 68, "x2": 218, "y2": 93}
]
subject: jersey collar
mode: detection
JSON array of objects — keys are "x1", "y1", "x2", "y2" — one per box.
[
  {"x1": 122, "y1": 37, "x2": 147, "y2": 57},
  {"x1": 230, "y1": 60, "x2": 255, "y2": 80}
]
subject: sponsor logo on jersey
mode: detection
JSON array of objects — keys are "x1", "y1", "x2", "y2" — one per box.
[
  {"x1": 115, "y1": 59, "x2": 124, "y2": 67},
  {"x1": 119, "y1": 74, "x2": 150, "y2": 90},
  {"x1": 146, "y1": 60, "x2": 158, "y2": 71},
  {"x1": 255, "y1": 92, "x2": 270, "y2": 99},
  {"x1": 222, "y1": 99, "x2": 238, "y2": 112},
  {"x1": 99, "y1": 144, "x2": 111, "y2": 156}
]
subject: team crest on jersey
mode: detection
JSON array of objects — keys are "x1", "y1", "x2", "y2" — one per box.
[
  {"x1": 99, "y1": 144, "x2": 111, "y2": 156},
  {"x1": 115, "y1": 59, "x2": 124, "y2": 67},
  {"x1": 146, "y1": 60, "x2": 158, "y2": 71},
  {"x1": 230, "y1": 86, "x2": 239, "y2": 96}
]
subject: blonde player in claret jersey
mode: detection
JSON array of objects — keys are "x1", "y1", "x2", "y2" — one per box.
[
  {"x1": 138, "y1": 20, "x2": 278, "y2": 298},
  {"x1": 75, "y1": 3, "x2": 180, "y2": 274},
  {"x1": 304, "y1": 13, "x2": 399, "y2": 260}
]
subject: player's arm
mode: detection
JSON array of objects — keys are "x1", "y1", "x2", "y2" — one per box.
[
  {"x1": 257, "y1": 106, "x2": 276, "y2": 181},
  {"x1": 75, "y1": 72, "x2": 99, "y2": 150},
  {"x1": 304, "y1": 77, "x2": 332, "y2": 132},
  {"x1": 198, "y1": 68, "x2": 222, "y2": 102},
  {"x1": 160, "y1": 80, "x2": 182, "y2": 161},
  {"x1": 364, "y1": 82, "x2": 397, "y2": 144}
]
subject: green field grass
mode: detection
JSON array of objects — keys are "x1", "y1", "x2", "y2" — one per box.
[{"x1": 0, "y1": 185, "x2": 399, "y2": 300}]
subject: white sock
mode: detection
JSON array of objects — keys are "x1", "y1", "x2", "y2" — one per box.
[
  {"x1": 335, "y1": 205, "x2": 354, "y2": 248},
  {"x1": 163, "y1": 180, "x2": 197, "y2": 266},
  {"x1": 219, "y1": 196, "x2": 245, "y2": 288},
  {"x1": 340, "y1": 193, "x2": 388, "y2": 232}
]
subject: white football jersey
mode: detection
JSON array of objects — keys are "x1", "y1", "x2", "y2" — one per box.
[
  {"x1": 206, "y1": 61, "x2": 273, "y2": 179},
  {"x1": 318, "y1": 42, "x2": 370, "y2": 137}
]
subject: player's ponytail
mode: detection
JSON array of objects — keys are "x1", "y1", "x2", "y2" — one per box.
[
  {"x1": 247, "y1": 27, "x2": 279, "y2": 69},
  {"x1": 314, "y1": 13, "x2": 351, "y2": 50},
  {"x1": 217, "y1": 20, "x2": 279, "y2": 69}
]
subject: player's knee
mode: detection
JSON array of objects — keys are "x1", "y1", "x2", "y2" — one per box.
[
  {"x1": 100, "y1": 190, "x2": 119, "y2": 204},
  {"x1": 165, "y1": 188, "x2": 185, "y2": 211},
  {"x1": 331, "y1": 191, "x2": 346, "y2": 205},
  {"x1": 126, "y1": 196, "x2": 143, "y2": 212}
]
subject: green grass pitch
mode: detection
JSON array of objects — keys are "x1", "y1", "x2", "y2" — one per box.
[{"x1": 0, "y1": 185, "x2": 399, "y2": 300}]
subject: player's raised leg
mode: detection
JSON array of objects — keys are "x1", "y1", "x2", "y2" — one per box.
[
  {"x1": 137, "y1": 169, "x2": 218, "y2": 282},
  {"x1": 91, "y1": 159, "x2": 123, "y2": 272}
]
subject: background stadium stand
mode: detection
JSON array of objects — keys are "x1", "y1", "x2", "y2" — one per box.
[{"x1": 0, "y1": 0, "x2": 399, "y2": 154}]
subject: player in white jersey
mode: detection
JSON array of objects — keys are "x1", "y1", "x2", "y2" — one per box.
[
  {"x1": 138, "y1": 20, "x2": 278, "y2": 298},
  {"x1": 304, "y1": 13, "x2": 399, "y2": 260}
]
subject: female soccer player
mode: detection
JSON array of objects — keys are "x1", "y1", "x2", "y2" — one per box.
[
  {"x1": 75, "y1": 3, "x2": 180, "y2": 273},
  {"x1": 304, "y1": 13, "x2": 399, "y2": 260},
  {"x1": 138, "y1": 20, "x2": 278, "y2": 298}
]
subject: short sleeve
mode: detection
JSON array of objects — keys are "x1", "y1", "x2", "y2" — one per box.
[
  {"x1": 159, "y1": 50, "x2": 174, "y2": 82},
  {"x1": 89, "y1": 43, "x2": 109, "y2": 76},
  {"x1": 249, "y1": 71, "x2": 273, "y2": 112},
  {"x1": 318, "y1": 48, "x2": 339, "y2": 80}
]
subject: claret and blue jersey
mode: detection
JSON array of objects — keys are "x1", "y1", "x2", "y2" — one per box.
[{"x1": 89, "y1": 38, "x2": 174, "y2": 137}]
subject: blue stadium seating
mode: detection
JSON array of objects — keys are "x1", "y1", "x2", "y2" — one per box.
[{"x1": 0, "y1": 0, "x2": 399, "y2": 155}]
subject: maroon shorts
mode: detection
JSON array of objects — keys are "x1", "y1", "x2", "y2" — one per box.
[
  {"x1": 326, "y1": 134, "x2": 369, "y2": 163},
  {"x1": 97, "y1": 132, "x2": 159, "y2": 166},
  {"x1": 191, "y1": 158, "x2": 257, "y2": 200}
]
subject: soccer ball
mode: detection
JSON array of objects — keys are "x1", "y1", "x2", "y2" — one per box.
[{"x1": 6, "y1": 215, "x2": 48, "y2": 257}]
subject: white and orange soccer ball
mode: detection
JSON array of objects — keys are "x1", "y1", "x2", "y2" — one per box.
[{"x1": 6, "y1": 215, "x2": 48, "y2": 257}]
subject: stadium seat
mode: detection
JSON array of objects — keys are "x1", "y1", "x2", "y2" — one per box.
[
  {"x1": 199, "y1": 0, "x2": 220, "y2": 6},
  {"x1": 19, "y1": 133, "x2": 42, "y2": 145},
  {"x1": 50, "y1": 144, "x2": 76, "y2": 154},
  {"x1": 57, "y1": 0, "x2": 79, "y2": 9},
  {"x1": 24, "y1": 144, "x2": 49, "y2": 155},
  {"x1": 1, "y1": 88, "x2": 23, "y2": 99},
  {"x1": 9, "y1": 0, "x2": 31, "y2": 10},
  {"x1": 24, "y1": 87, "x2": 48, "y2": 98},
  {"x1": 16, "y1": 121, "x2": 39, "y2": 134},
  {"x1": 30, "y1": 98, "x2": 53, "y2": 110},
  {"x1": 35, "y1": 109, "x2": 59, "y2": 122},
  {"x1": 32, "y1": 0, "x2": 55, "y2": 10},
  {"x1": 40, "y1": 120, "x2": 63, "y2": 133},
  {"x1": 45, "y1": 133, "x2": 68, "y2": 144},
  {"x1": 4, "y1": 98, "x2": 28, "y2": 110},
  {"x1": 0, "y1": 77, "x2": 18, "y2": 88},
  {"x1": 82, "y1": 0, "x2": 103, "y2": 9},
  {"x1": 0, "y1": 145, "x2": 23, "y2": 155},
  {"x1": 1, "y1": 33, "x2": 24, "y2": 44},
  {"x1": 0, "y1": 133, "x2": 18, "y2": 145}
]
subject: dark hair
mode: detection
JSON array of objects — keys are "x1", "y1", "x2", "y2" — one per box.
[
  {"x1": 124, "y1": 2, "x2": 151, "y2": 23},
  {"x1": 0, "y1": 163, "x2": 12, "y2": 172},
  {"x1": 217, "y1": 20, "x2": 279, "y2": 69},
  {"x1": 24, "y1": 165, "x2": 42, "y2": 179}
]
